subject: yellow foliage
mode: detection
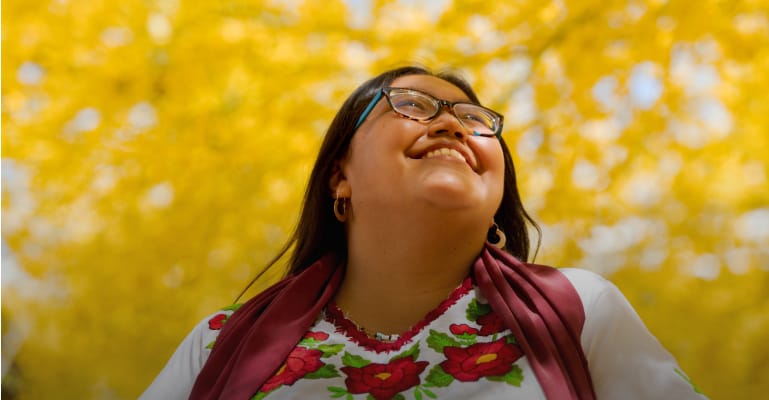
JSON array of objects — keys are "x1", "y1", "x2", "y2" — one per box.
[{"x1": 3, "y1": 0, "x2": 768, "y2": 399}]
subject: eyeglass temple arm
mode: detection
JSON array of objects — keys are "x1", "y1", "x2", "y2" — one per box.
[{"x1": 354, "y1": 91, "x2": 384, "y2": 130}]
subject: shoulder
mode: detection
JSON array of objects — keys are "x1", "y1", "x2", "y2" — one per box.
[
  {"x1": 157, "y1": 304, "x2": 243, "y2": 366},
  {"x1": 556, "y1": 268, "x2": 615, "y2": 311},
  {"x1": 519, "y1": 263, "x2": 614, "y2": 321},
  {"x1": 555, "y1": 267, "x2": 639, "y2": 331},
  {"x1": 204, "y1": 304, "x2": 242, "y2": 329},
  {"x1": 556, "y1": 267, "x2": 608, "y2": 287},
  {"x1": 550, "y1": 267, "x2": 641, "y2": 343},
  {"x1": 554, "y1": 269, "x2": 708, "y2": 398},
  {"x1": 198, "y1": 304, "x2": 242, "y2": 349},
  {"x1": 139, "y1": 304, "x2": 243, "y2": 400}
]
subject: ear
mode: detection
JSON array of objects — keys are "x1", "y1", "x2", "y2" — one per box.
[{"x1": 329, "y1": 159, "x2": 351, "y2": 199}]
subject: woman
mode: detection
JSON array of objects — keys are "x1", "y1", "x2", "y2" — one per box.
[{"x1": 142, "y1": 66, "x2": 706, "y2": 399}]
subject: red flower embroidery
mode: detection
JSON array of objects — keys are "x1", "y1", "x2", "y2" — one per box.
[
  {"x1": 304, "y1": 331, "x2": 329, "y2": 341},
  {"x1": 341, "y1": 356, "x2": 428, "y2": 400},
  {"x1": 440, "y1": 338, "x2": 523, "y2": 381},
  {"x1": 450, "y1": 324, "x2": 479, "y2": 336},
  {"x1": 477, "y1": 311, "x2": 505, "y2": 335},
  {"x1": 260, "y1": 347, "x2": 325, "y2": 392},
  {"x1": 207, "y1": 314, "x2": 227, "y2": 330}
]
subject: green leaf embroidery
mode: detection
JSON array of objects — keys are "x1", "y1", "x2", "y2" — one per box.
[
  {"x1": 391, "y1": 394, "x2": 405, "y2": 400},
  {"x1": 414, "y1": 388, "x2": 423, "y2": 400},
  {"x1": 505, "y1": 334, "x2": 518, "y2": 345},
  {"x1": 466, "y1": 298, "x2": 492, "y2": 321},
  {"x1": 422, "y1": 387, "x2": 437, "y2": 398},
  {"x1": 304, "y1": 364, "x2": 340, "y2": 379},
  {"x1": 455, "y1": 333, "x2": 478, "y2": 346},
  {"x1": 317, "y1": 343, "x2": 345, "y2": 357},
  {"x1": 427, "y1": 330, "x2": 461, "y2": 353},
  {"x1": 341, "y1": 352, "x2": 371, "y2": 368},
  {"x1": 327, "y1": 386, "x2": 348, "y2": 398},
  {"x1": 486, "y1": 364, "x2": 524, "y2": 387},
  {"x1": 221, "y1": 303, "x2": 243, "y2": 312},
  {"x1": 298, "y1": 337, "x2": 320, "y2": 347},
  {"x1": 250, "y1": 390, "x2": 268, "y2": 400},
  {"x1": 205, "y1": 340, "x2": 215, "y2": 349},
  {"x1": 392, "y1": 343, "x2": 420, "y2": 361},
  {"x1": 425, "y1": 365, "x2": 454, "y2": 387}
]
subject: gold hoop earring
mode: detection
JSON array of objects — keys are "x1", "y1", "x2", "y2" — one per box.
[
  {"x1": 487, "y1": 222, "x2": 506, "y2": 249},
  {"x1": 333, "y1": 196, "x2": 348, "y2": 222}
]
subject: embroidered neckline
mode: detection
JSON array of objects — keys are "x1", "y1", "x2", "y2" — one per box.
[{"x1": 325, "y1": 276, "x2": 474, "y2": 353}]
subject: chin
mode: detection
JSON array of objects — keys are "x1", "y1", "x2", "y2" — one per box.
[
  {"x1": 420, "y1": 168, "x2": 478, "y2": 193},
  {"x1": 419, "y1": 185, "x2": 485, "y2": 211}
]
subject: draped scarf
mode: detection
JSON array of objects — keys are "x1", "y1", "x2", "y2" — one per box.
[{"x1": 190, "y1": 244, "x2": 595, "y2": 399}]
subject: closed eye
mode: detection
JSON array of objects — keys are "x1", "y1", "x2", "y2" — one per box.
[{"x1": 394, "y1": 99, "x2": 428, "y2": 111}]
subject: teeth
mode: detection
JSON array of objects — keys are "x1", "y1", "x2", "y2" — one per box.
[{"x1": 424, "y1": 148, "x2": 466, "y2": 163}]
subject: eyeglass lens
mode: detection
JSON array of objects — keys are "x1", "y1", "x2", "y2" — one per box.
[{"x1": 386, "y1": 89, "x2": 499, "y2": 136}]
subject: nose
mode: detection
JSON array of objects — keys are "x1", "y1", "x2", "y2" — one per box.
[{"x1": 428, "y1": 107, "x2": 469, "y2": 141}]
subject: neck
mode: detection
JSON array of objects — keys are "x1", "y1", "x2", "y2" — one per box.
[{"x1": 333, "y1": 208, "x2": 488, "y2": 335}]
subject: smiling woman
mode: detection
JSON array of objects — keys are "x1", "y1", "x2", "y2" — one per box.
[{"x1": 140, "y1": 66, "x2": 707, "y2": 400}]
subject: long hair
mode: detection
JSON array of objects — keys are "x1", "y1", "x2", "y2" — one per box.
[{"x1": 237, "y1": 66, "x2": 540, "y2": 300}]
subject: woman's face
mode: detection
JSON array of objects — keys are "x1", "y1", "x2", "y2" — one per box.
[{"x1": 335, "y1": 74, "x2": 505, "y2": 224}]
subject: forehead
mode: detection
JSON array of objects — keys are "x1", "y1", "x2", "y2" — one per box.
[{"x1": 390, "y1": 74, "x2": 470, "y2": 102}]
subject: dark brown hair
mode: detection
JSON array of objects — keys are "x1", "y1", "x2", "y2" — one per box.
[{"x1": 237, "y1": 66, "x2": 539, "y2": 300}]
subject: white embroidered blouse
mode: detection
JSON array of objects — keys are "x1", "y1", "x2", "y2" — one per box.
[{"x1": 141, "y1": 268, "x2": 707, "y2": 399}]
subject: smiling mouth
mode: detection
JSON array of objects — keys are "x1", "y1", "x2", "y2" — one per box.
[{"x1": 423, "y1": 148, "x2": 467, "y2": 164}]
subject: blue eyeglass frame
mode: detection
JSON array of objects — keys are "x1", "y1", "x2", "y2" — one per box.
[{"x1": 353, "y1": 88, "x2": 504, "y2": 138}]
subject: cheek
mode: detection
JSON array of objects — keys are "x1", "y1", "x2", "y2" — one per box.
[
  {"x1": 343, "y1": 138, "x2": 371, "y2": 182},
  {"x1": 477, "y1": 140, "x2": 506, "y2": 176},
  {"x1": 343, "y1": 124, "x2": 407, "y2": 184},
  {"x1": 479, "y1": 141, "x2": 506, "y2": 205}
]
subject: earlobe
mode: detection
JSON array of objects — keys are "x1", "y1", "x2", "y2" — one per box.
[{"x1": 330, "y1": 161, "x2": 352, "y2": 222}]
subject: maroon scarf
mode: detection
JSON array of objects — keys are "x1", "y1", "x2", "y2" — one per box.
[{"x1": 190, "y1": 245, "x2": 595, "y2": 399}]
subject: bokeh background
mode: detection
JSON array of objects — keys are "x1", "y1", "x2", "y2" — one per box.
[{"x1": 3, "y1": 0, "x2": 768, "y2": 398}]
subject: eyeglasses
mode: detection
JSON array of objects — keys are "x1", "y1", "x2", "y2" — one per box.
[{"x1": 354, "y1": 87, "x2": 504, "y2": 138}]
